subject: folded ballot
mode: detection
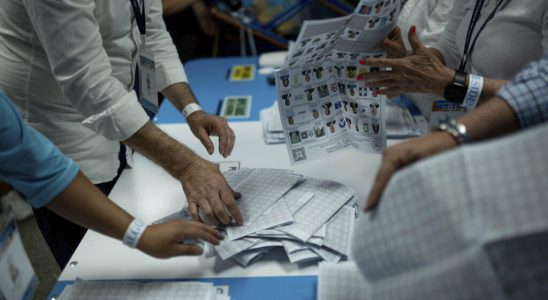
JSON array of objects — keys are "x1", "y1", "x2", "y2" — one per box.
[{"x1": 155, "y1": 168, "x2": 358, "y2": 267}]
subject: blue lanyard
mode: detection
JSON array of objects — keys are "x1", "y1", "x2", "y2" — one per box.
[
  {"x1": 459, "y1": 0, "x2": 504, "y2": 71},
  {"x1": 130, "y1": 0, "x2": 146, "y2": 36}
]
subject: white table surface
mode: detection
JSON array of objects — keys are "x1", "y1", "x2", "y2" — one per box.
[{"x1": 58, "y1": 121, "x2": 400, "y2": 281}]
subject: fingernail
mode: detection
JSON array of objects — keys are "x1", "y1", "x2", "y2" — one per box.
[
  {"x1": 359, "y1": 59, "x2": 366, "y2": 65},
  {"x1": 411, "y1": 25, "x2": 416, "y2": 33}
]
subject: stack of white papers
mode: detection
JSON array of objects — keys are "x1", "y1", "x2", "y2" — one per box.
[
  {"x1": 259, "y1": 101, "x2": 285, "y2": 144},
  {"x1": 213, "y1": 168, "x2": 357, "y2": 266},
  {"x1": 156, "y1": 168, "x2": 358, "y2": 267},
  {"x1": 58, "y1": 279, "x2": 230, "y2": 300},
  {"x1": 317, "y1": 262, "x2": 369, "y2": 300}
]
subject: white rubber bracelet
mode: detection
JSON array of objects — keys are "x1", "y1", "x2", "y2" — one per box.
[
  {"x1": 182, "y1": 103, "x2": 202, "y2": 118},
  {"x1": 461, "y1": 74, "x2": 484, "y2": 110},
  {"x1": 122, "y1": 219, "x2": 147, "y2": 248}
]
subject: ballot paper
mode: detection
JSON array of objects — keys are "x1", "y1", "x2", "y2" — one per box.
[
  {"x1": 351, "y1": 123, "x2": 548, "y2": 299},
  {"x1": 275, "y1": 0, "x2": 401, "y2": 164},
  {"x1": 260, "y1": 102, "x2": 285, "y2": 144},
  {"x1": 317, "y1": 262, "x2": 369, "y2": 300},
  {"x1": 58, "y1": 279, "x2": 228, "y2": 300},
  {"x1": 155, "y1": 168, "x2": 358, "y2": 267}
]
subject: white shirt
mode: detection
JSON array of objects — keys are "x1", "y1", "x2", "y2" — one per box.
[
  {"x1": 435, "y1": 0, "x2": 548, "y2": 79},
  {"x1": 0, "y1": 0, "x2": 187, "y2": 183}
]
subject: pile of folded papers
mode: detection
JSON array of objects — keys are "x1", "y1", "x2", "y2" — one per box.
[
  {"x1": 209, "y1": 168, "x2": 358, "y2": 266},
  {"x1": 155, "y1": 168, "x2": 358, "y2": 267},
  {"x1": 259, "y1": 102, "x2": 285, "y2": 144},
  {"x1": 58, "y1": 279, "x2": 230, "y2": 300}
]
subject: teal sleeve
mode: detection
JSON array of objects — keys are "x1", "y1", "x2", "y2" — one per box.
[{"x1": 0, "y1": 92, "x2": 79, "y2": 207}]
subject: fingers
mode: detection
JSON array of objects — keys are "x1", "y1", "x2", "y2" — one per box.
[
  {"x1": 188, "y1": 202, "x2": 200, "y2": 222},
  {"x1": 208, "y1": 191, "x2": 232, "y2": 225},
  {"x1": 182, "y1": 221, "x2": 224, "y2": 245},
  {"x1": 365, "y1": 57, "x2": 405, "y2": 69},
  {"x1": 197, "y1": 199, "x2": 220, "y2": 226},
  {"x1": 218, "y1": 123, "x2": 236, "y2": 158},
  {"x1": 408, "y1": 25, "x2": 425, "y2": 53},
  {"x1": 197, "y1": 128, "x2": 214, "y2": 155},
  {"x1": 364, "y1": 158, "x2": 398, "y2": 211},
  {"x1": 173, "y1": 244, "x2": 204, "y2": 256},
  {"x1": 220, "y1": 185, "x2": 243, "y2": 225}
]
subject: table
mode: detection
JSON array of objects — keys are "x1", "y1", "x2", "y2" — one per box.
[
  {"x1": 48, "y1": 122, "x2": 397, "y2": 299},
  {"x1": 156, "y1": 56, "x2": 276, "y2": 124}
]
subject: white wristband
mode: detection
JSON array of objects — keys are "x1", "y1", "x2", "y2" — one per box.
[
  {"x1": 123, "y1": 219, "x2": 147, "y2": 248},
  {"x1": 182, "y1": 103, "x2": 202, "y2": 118},
  {"x1": 461, "y1": 74, "x2": 484, "y2": 110}
]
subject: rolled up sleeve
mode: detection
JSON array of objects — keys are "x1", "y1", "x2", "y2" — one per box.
[
  {"x1": 497, "y1": 51, "x2": 548, "y2": 128},
  {"x1": 23, "y1": 0, "x2": 149, "y2": 141},
  {"x1": 145, "y1": 0, "x2": 188, "y2": 90}
]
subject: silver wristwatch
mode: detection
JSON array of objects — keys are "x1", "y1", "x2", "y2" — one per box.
[{"x1": 432, "y1": 119, "x2": 469, "y2": 144}]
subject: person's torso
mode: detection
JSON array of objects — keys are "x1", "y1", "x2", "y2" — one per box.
[{"x1": 456, "y1": 0, "x2": 547, "y2": 79}]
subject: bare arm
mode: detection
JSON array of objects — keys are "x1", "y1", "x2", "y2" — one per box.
[
  {"x1": 46, "y1": 172, "x2": 223, "y2": 258},
  {"x1": 123, "y1": 121, "x2": 243, "y2": 225}
]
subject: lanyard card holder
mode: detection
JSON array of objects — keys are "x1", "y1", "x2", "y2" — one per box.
[{"x1": 137, "y1": 46, "x2": 158, "y2": 114}]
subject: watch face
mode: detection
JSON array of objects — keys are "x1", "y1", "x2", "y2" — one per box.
[{"x1": 444, "y1": 84, "x2": 467, "y2": 104}]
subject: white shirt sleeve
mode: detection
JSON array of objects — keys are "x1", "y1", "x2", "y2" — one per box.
[
  {"x1": 22, "y1": 0, "x2": 149, "y2": 141},
  {"x1": 433, "y1": 1, "x2": 467, "y2": 69},
  {"x1": 146, "y1": 0, "x2": 188, "y2": 91},
  {"x1": 419, "y1": 0, "x2": 455, "y2": 47}
]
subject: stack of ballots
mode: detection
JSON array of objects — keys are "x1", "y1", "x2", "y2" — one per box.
[
  {"x1": 155, "y1": 168, "x2": 358, "y2": 266},
  {"x1": 208, "y1": 168, "x2": 358, "y2": 266},
  {"x1": 58, "y1": 279, "x2": 230, "y2": 300},
  {"x1": 259, "y1": 101, "x2": 285, "y2": 144}
]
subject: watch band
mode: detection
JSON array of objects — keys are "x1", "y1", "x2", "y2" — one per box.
[
  {"x1": 443, "y1": 70, "x2": 468, "y2": 104},
  {"x1": 432, "y1": 119, "x2": 469, "y2": 144},
  {"x1": 182, "y1": 103, "x2": 202, "y2": 118}
]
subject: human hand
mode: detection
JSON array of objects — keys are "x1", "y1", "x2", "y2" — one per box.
[
  {"x1": 137, "y1": 220, "x2": 224, "y2": 259},
  {"x1": 365, "y1": 131, "x2": 458, "y2": 211},
  {"x1": 187, "y1": 111, "x2": 235, "y2": 158},
  {"x1": 382, "y1": 26, "x2": 407, "y2": 58},
  {"x1": 364, "y1": 25, "x2": 454, "y2": 98},
  {"x1": 178, "y1": 158, "x2": 243, "y2": 226}
]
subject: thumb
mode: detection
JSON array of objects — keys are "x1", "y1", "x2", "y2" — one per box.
[
  {"x1": 408, "y1": 25, "x2": 424, "y2": 53},
  {"x1": 197, "y1": 127, "x2": 214, "y2": 154}
]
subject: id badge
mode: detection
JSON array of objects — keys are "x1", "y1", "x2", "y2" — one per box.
[{"x1": 138, "y1": 47, "x2": 158, "y2": 114}]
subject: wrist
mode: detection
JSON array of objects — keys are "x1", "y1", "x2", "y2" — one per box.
[
  {"x1": 182, "y1": 103, "x2": 203, "y2": 119},
  {"x1": 123, "y1": 219, "x2": 147, "y2": 248},
  {"x1": 431, "y1": 118, "x2": 469, "y2": 145}
]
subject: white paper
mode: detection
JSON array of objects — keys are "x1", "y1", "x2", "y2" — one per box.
[
  {"x1": 275, "y1": 0, "x2": 401, "y2": 164},
  {"x1": 317, "y1": 262, "x2": 369, "y2": 300}
]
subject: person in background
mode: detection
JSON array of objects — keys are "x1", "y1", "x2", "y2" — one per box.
[
  {"x1": 0, "y1": 92, "x2": 223, "y2": 259},
  {"x1": 0, "y1": 0, "x2": 241, "y2": 268},
  {"x1": 365, "y1": 50, "x2": 548, "y2": 210},
  {"x1": 162, "y1": 0, "x2": 220, "y2": 61},
  {"x1": 366, "y1": 0, "x2": 548, "y2": 105}
]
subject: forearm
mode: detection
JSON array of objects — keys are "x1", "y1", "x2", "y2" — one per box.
[
  {"x1": 123, "y1": 121, "x2": 200, "y2": 179},
  {"x1": 458, "y1": 96, "x2": 521, "y2": 142},
  {"x1": 45, "y1": 172, "x2": 133, "y2": 241},
  {"x1": 161, "y1": 82, "x2": 198, "y2": 112},
  {"x1": 477, "y1": 78, "x2": 507, "y2": 104}
]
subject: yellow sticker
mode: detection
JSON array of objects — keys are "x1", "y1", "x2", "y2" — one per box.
[{"x1": 229, "y1": 65, "x2": 256, "y2": 81}]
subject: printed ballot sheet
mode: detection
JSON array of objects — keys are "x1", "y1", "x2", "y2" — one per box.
[
  {"x1": 275, "y1": 0, "x2": 400, "y2": 164},
  {"x1": 318, "y1": 262, "x2": 369, "y2": 300},
  {"x1": 58, "y1": 279, "x2": 227, "y2": 300},
  {"x1": 155, "y1": 168, "x2": 359, "y2": 267},
  {"x1": 351, "y1": 123, "x2": 548, "y2": 299}
]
